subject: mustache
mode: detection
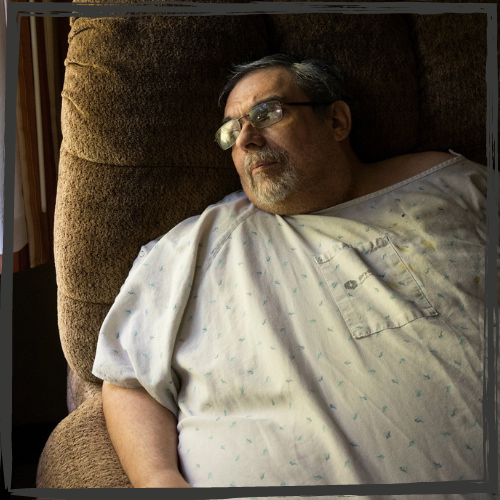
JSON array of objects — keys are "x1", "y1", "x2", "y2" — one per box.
[{"x1": 244, "y1": 148, "x2": 288, "y2": 173}]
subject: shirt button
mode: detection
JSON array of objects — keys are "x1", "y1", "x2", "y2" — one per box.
[{"x1": 139, "y1": 250, "x2": 146, "y2": 257}]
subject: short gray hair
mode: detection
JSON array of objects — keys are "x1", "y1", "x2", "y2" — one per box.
[{"x1": 218, "y1": 53, "x2": 358, "y2": 121}]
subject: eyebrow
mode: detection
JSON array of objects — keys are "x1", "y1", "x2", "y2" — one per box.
[{"x1": 221, "y1": 94, "x2": 285, "y2": 125}]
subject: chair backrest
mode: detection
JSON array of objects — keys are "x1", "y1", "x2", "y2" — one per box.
[{"x1": 54, "y1": 4, "x2": 489, "y2": 385}]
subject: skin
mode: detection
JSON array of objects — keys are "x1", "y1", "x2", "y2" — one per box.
[
  {"x1": 224, "y1": 67, "x2": 455, "y2": 215},
  {"x1": 102, "y1": 381, "x2": 194, "y2": 489}
]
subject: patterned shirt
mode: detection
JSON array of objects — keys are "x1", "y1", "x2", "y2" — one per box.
[{"x1": 93, "y1": 154, "x2": 497, "y2": 499}]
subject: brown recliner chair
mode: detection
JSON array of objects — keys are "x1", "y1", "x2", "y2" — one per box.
[{"x1": 36, "y1": 0, "x2": 492, "y2": 489}]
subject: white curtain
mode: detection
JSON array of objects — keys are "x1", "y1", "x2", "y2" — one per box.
[{"x1": 0, "y1": 0, "x2": 28, "y2": 257}]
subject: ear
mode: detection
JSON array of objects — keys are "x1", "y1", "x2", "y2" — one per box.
[{"x1": 327, "y1": 101, "x2": 352, "y2": 142}]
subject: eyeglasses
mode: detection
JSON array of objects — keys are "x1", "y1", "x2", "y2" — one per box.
[{"x1": 215, "y1": 100, "x2": 333, "y2": 150}]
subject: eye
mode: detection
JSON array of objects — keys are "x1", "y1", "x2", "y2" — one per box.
[
  {"x1": 254, "y1": 109, "x2": 270, "y2": 123},
  {"x1": 249, "y1": 101, "x2": 283, "y2": 129}
]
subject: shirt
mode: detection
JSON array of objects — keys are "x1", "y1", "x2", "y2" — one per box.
[{"x1": 93, "y1": 153, "x2": 497, "y2": 498}]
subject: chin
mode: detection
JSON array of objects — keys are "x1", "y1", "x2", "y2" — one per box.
[
  {"x1": 241, "y1": 174, "x2": 305, "y2": 214},
  {"x1": 249, "y1": 197, "x2": 302, "y2": 216}
]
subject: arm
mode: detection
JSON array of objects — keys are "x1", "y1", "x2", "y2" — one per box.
[{"x1": 102, "y1": 380, "x2": 192, "y2": 488}]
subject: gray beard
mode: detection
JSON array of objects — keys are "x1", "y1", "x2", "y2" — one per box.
[{"x1": 244, "y1": 148, "x2": 300, "y2": 206}]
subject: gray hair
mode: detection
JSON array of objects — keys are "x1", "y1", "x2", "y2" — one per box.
[{"x1": 218, "y1": 53, "x2": 358, "y2": 122}]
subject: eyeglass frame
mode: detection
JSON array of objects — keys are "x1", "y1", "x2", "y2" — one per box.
[{"x1": 215, "y1": 100, "x2": 334, "y2": 150}]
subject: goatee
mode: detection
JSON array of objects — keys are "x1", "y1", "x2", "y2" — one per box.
[{"x1": 244, "y1": 147, "x2": 300, "y2": 205}]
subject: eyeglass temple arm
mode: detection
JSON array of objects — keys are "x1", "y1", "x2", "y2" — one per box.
[{"x1": 284, "y1": 101, "x2": 334, "y2": 107}]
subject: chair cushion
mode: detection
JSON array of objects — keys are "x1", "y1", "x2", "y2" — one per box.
[
  {"x1": 62, "y1": 13, "x2": 269, "y2": 167},
  {"x1": 37, "y1": 395, "x2": 131, "y2": 488},
  {"x1": 66, "y1": 364, "x2": 102, "y2": 413}
]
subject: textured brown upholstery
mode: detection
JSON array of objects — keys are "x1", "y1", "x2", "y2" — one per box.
[
  {"x1": 37, "y1": 0, "x2": 495, "y2": 489},
  {"x1": 66, "y1": 365, "x2": 101, "y2": 414},
  {"x1": 37, "y1": 396, "x2": 132, "y2": 488}
]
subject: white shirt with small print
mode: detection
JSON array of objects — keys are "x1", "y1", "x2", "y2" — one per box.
[{"x1": 93, "y1": 153, "x2": 498, "y2": 499}]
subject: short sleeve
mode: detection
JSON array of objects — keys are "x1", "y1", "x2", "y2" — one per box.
[
  {"x1": 92, "y1": 193, "x2": 255, "y2": 415},
  {"x1": 92, "y1": 217, "x2": 202, "y2": 416}
]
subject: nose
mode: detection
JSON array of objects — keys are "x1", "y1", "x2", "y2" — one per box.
[{"x1": 234, "y1": 117, "x2": 266, "y2": 151}]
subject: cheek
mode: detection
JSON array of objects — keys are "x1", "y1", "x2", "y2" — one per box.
[{"x1": 232, "y1": 152, "x2": 247, "y2": 180}]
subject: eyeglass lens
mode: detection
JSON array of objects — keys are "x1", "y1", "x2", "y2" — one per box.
[{"x1": 216, "y1": 101, "x2": 283, "y2": 150}]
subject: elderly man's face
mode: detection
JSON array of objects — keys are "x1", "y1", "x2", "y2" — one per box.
[{"x1": 223, "y1": 67, "x2": 352, "y2": 215}]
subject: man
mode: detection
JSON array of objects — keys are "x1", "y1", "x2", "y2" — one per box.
[{"x1": 93, "y1": 54, "x2": 494, "y2": 497}]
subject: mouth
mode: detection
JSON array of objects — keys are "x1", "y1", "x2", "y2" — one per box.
[{"x1": 251, "y1": 161, "x2": 278, "y2": 175}]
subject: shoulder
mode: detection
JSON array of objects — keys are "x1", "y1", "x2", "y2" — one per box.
[
  {"x1": 172, "y1": 190, "x2": 252, "y2": 234},
  {"x1": 402, "y1": 151, "x2": 457, "y2": 175},
  {"x1": 136, "y1": 192, "x2": 256, "y2": 266},
  {"x1": 375, "y1": 151, "x2": 458, "y2": 186},
  {"x1": 389, "y1": 150, "x2": 456, "y2": 175},
  {"x1": 163, "y1": 190, "x2": 256, "y2": 244},
  {"x1": 356, "y1": 151, "x2": 458, "y2": 197}
]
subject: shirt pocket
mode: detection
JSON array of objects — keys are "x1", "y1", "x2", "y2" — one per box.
[{"x1": 315, "y1": 236, "x2": 438, "y2": 339}]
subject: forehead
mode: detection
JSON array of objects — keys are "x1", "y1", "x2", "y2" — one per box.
[{"x1": 224, "y1": 67, "x2": 306, "y2": 117}]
